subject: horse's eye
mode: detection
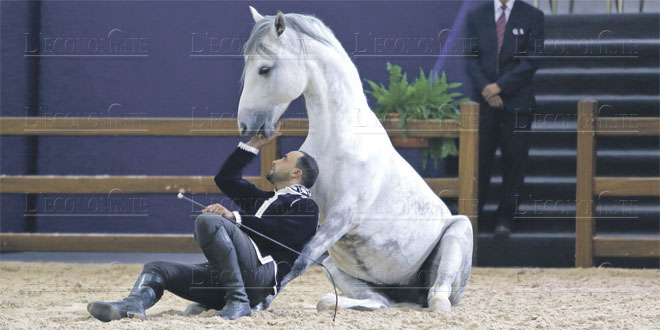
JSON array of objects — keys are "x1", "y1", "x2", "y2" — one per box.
[{"x1": 259, "y1": 66, "x2": 272, "y2": 75}]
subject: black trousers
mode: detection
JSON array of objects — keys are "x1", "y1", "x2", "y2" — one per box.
[
  {"x1": 477, "y1": 105, "x2": 532, "y2": 225},
  {"x1": 141, "y1": 215, "x2": 275, "y2": 309}
]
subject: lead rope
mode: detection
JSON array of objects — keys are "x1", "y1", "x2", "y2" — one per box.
[{"x1": 177, "y1": 193, "x2": 338, "y2": 322}]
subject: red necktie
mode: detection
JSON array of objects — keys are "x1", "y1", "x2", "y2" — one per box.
[{"x1": 496, "y1": 4, "x2": 507, "y2": 55}]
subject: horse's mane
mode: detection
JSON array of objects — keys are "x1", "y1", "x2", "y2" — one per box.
[{"x1": 241, "y1": 12, "x2": 342, "y2": 81}]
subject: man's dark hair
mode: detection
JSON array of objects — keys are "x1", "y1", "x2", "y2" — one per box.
[{"x1": 296, "y1": 151, "x2": 319, "y2": 188}]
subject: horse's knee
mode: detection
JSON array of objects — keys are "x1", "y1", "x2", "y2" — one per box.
[
  {"x1": 444, "y1": 216, "x2": 473, "y2": 243},
  {"x1": 453, "y1": 216, "x2": 473, "y2": 236}
]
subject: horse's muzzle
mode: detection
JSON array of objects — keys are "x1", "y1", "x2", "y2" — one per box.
[
  {"x1": 238, "y1": 110, "x2": 274, "y2": 138},
  {"x1": 239, "y1": 122, "x2": 272, "y2": 138}
]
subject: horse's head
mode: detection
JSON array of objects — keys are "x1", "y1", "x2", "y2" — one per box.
[{"x1": 238, "y1": 7, "x2": 336, "y2": 138}]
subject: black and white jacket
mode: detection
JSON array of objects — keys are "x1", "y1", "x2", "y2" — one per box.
[{"x1": 214, "y1": 142, "x2": 319, "y2": 292}]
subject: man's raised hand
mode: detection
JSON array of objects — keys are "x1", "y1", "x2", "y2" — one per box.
[{"x1": 246, "y1": 122, "x2": 282, "y2": 149}]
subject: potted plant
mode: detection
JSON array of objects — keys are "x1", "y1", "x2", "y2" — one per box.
[{"x1": 365, "y1": 62, "x2": 468, "y2": 170}]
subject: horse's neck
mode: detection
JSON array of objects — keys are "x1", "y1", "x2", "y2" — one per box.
[{"x1": 302, "y1": 49, "x2": 376, "y2": 152}]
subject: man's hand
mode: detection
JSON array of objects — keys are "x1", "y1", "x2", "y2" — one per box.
[
  {"x1": 246, "y1": 122, "x2": 282, "y2": 149},
  {"x1": 487, "y1": 95, "x2": 504, "y2": 109},
  {"x1": 481, "y1": 83, "x2": 501, "y2": 101},
  {"x1": 202, "y1": 203, "x2": 235, "y2": 220}
]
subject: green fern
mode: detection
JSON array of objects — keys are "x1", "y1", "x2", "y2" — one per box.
[{"x1": 365, "y1": 62, "x2": 468, "y2": 169}]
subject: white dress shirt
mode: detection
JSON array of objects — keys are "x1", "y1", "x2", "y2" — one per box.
[{"x1": 494, "y1": 0, "x2": 515, "y2": 23}]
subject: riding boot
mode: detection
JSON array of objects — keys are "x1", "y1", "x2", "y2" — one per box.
[
  {"x1": 199, "y1": 226, "x2": 251, "y2": 320},
  {"x1": 87, "y1": 272, "x2": 164, "y2": 322}
]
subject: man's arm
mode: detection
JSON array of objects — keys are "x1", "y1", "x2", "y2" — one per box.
[
  {"x1": 464, "y1": 11, "x2": 492, "y2": 93},
  {"x1": 214, "y1": 143, "x2": 271, "y2": 214},
  {"x1": 495, "y1": 10, "x2": 545, "y2": 95}
]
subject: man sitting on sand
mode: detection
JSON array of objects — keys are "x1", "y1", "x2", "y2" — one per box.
[{"x1": 87, "y1": 127, "x2": 320, "y2": 321}]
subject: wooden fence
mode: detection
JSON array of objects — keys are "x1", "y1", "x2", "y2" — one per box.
[
  {"x1": 575, "y1": 99, "x2": 660, "y2": 267},
  {"x1": 0, "y1": 102, "x2": 480, "y2": 259}
]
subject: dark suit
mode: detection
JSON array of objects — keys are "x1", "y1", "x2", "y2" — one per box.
[
  {"x1": 464, "y1": 1, "x2": 545, "y2": 228},
  {"x1": 214, "y1": 146, "x2": 320, "y2": 288},
  {"x1": 138, "y1": 146, "x2": 319, "y2": 309}
]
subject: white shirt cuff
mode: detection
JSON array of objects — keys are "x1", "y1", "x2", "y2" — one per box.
[
  {"x1": 232, "y1": 211, "x2": 242, "y2": 224},
  {"x1": 238, "y1": 142, "x2": 259, "y2": 155}
]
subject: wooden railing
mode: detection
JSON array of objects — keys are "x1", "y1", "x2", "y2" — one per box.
[
  {"x1": 0, "y1": 102, "x2": 480, "y2": 258},
  {"x1": 575, "y1": 99, "x2": 660, "y2": 267}
]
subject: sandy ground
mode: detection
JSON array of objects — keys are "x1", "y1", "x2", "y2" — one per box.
[{"x1": 0, "y1": 262, "x2": 658, "y2": 330}]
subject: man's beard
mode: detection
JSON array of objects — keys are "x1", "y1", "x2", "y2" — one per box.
[
  {"x1": 267, "y1": 170, "x2": 289, "y2": 187},
  {"x1": 266, "y1": 171, "x2": 284, "y2": 185}
]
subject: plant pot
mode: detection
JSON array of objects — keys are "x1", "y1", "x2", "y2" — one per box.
[
  {"x1": 390, "y1": 137, "x2": 429, "y2": 148},
  {"x1": 384, "y1": 115, "x2": 428, "y2": 147}
]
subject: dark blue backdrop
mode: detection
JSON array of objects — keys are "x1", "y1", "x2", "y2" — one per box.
[{"x1": 1, "y1": 0, "x2": 484, "y2": 234}]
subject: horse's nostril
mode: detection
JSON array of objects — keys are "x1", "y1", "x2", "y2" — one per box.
[{"x1": 239, "y1": 123, "x2": 247, "y2": 133}]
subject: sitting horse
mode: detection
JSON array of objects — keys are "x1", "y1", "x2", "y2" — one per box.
[{"x1": 237, "y1": 7, "x2": 473, "y2": 312}]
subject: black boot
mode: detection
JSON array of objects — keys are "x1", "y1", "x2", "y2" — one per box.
[
  {"x1": 198, "y1": 225, "x2": 251, "y2": 320},
  {"x1": 87, "y1": 272, "x2": 164, "y2": 322}
]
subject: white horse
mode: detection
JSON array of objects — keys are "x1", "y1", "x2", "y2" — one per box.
[{"x1": 237, "y1": 7, "x2": 473, "y2": 312}]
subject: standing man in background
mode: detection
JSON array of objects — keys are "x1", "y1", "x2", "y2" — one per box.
[{"x1": 464, "y1": 0, "x2": 545, "y2": 238}]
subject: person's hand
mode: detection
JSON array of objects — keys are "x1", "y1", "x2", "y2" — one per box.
[
  {"x1": 202, "y1": 203, "x2": 235, "y2": 219},
  {"x1": 487, "y1": 95, "x2": 504, "y2": 109},
  {"x1": 246, "y1": 122, "x2": 282, "y2": 149},
  {"x1": 481, "y1": 83, "x2": 501, "y2": 101}
]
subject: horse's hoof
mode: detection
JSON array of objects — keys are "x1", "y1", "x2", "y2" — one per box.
[
  {"x1": 182, "y1": 303, "x2": 208, "y2": 316},
  {"x1": 428, "y1": 296, "x2": 451, "y2": 312},
  {"x1": 316, "y1": 293, "x2": 340, "y2": 312}
]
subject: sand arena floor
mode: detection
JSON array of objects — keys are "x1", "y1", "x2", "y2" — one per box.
[{"x1": 0, "y1": 262, "x2": 658, "y2": 329}]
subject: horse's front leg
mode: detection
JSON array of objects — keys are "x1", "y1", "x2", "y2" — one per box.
[
  {"x1": 427, "y1": 215, "x2": 473, "y2": 312},
  {"x1": 280, "y1": 207, "x2": 356, "y2": 288},
  {"x1": 316, "y1": 256, "x2": 390, "y2": 311},
  {"x1": 254, "y1": 207, "x2": 356, "y2": 311}
]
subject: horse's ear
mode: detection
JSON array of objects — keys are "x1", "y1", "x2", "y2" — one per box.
[
  {"x1": 249, "y1": 6, "x2": 264, "y2": 22},
  {"x1": 274, "y1": 11, "x2": 286, "y2": 37}
]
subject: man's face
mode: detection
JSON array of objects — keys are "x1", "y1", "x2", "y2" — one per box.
[{"x1": 266, "y1": 151, "x2": 304, "y2": 186}]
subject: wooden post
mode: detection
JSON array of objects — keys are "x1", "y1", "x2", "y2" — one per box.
[
  {"x1": 259, "y1": 139, "x2": 279, "y2": 191},
  {"x1": 576, "y1": 100, "x2": 597, "y2": 267},
  {"x1": 458, "y1": 101, "x2": 479, "y2": 263}
]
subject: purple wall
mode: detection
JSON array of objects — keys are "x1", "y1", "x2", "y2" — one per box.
[{"x1": 1, "y1": 0, "x2": 478, "y2": 233}]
